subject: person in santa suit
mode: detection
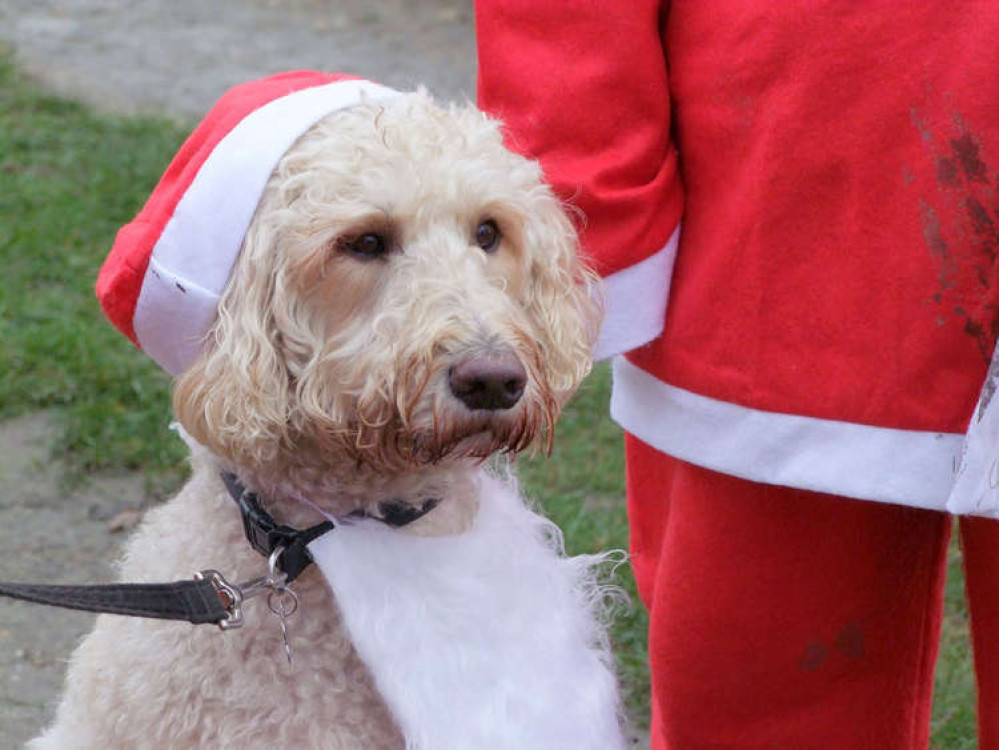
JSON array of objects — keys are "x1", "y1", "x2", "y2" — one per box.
[{"x1": 476, "y1": 2, "x2": 999, "y2": 747}]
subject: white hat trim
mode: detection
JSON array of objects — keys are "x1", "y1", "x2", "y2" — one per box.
[{"x1": 133, "y1": 79, "x2": 400, "y2": 376}]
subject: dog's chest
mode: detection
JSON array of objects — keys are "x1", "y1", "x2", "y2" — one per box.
[
  {"x1": 226, "y1": 580, "x2": 405, "y2": 747},
  {"x1": 91, "y1": 481, "x2": 406, "y2": 749},
  {"x1": 79, "y1": 467, "x2": 623, "y2": 750}
]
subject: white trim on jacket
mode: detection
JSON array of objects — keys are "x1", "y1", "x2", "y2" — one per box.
[{"x1": 611, "y1": 356, "x2": 964, "y2": 511}]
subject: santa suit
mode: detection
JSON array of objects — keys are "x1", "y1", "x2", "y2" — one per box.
[{"x1": 476, "y1": 2, "x2": 999, "y2": 747}]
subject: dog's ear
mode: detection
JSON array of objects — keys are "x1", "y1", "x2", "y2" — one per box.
[
  {"x1": 172, "y1": 242, "x2": 293, "y2": 468},
  {"x1": 521, "y1": 196, "x2": 603, "y2": 403}
]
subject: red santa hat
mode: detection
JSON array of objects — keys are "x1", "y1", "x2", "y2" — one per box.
[{"x1": 97, "y1": 71, "x2": 400, "y2": 375}]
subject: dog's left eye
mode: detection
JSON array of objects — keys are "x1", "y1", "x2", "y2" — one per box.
[
  {"x1": 474, "y1": 220, "x2": 501, "y2": 253},
  {"x1": 345, "y1": 233, "x2": 388, "y2": 260}
]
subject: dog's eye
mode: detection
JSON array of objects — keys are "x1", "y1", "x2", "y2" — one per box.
[
  {"x1": 474, "y1": 220, "x2": 501, "y2": 253},
  {"x1": 345, "y1": 233, "x2": 388, "y2": 260}
]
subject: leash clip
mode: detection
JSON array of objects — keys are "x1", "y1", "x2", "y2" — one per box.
[
  {"x1": 196, "y1": 546, "x2": 299, "y2": 639},
  {"x1": 195, "y1": 569, "x2": 245, "y2": 630}
]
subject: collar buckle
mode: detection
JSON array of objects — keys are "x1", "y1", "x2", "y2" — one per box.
[{"x1": 221, "y1": 472, "x2": 333, "y2": 582}]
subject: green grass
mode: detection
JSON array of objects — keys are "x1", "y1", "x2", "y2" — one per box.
[
  {"x1": 0, "y1": 50, "x2": 188, "y2": 485},
  {"x1": 0, "y1": 50, "x2": 979, "y2": 742},
  {"x1": 931, "y1": 531, "x2": 977, "y2": 748}
]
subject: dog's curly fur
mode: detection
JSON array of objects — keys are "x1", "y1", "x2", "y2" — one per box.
[{"x1": 31, "y1": 92, "x2": 604, "y2": 749}]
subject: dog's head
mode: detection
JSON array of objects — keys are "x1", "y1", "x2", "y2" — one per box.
[{"x1": 172, "y1": 92, "x2": 600, "y2": 474}]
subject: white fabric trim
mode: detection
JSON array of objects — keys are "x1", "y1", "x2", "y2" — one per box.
[
  {"x1": 947, "y1": 347, "x2": 999, "y2": 517},
  {"x1": 132, "y1": 257, "x2": 222, "y2": 376},
  {"x1": 307, "y1": 472, "x2": 624, "y2": 750},
  {"x1": 134, "y1": 79, "x2": 400, "y2": 375},
  {"x1": 611, "y1": 356, "x2": 964, "y2": 510},
  {"x1": 593, "y1": 227, "x2": 678, "y2": 361}
]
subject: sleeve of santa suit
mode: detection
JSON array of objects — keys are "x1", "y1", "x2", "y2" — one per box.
[{"x1": 476, "y1": 0, "x2": 683, "y2": 360}]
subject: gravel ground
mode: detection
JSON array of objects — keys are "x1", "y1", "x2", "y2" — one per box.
[
  {"x1": 0, "y1": 0, "x2": 476, "y2": 119},
  {"x1": 0, "y1": 3, "x2": 648, "y2": 747},
  {"x1": 0, "y1": 414, "x2": 148, "y2": 749}
]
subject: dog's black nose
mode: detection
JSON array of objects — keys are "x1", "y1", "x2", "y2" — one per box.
[{"x1": 449, "y1": 352, "x2": 527, "y2": 411}]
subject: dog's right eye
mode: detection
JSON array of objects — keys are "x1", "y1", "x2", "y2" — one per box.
[
  {"x1": 474, "y1": 220, "x2": 501, "y2": 253},
  {"x1": 344, "y1": 233, "x2": 388, "y2": 260}
]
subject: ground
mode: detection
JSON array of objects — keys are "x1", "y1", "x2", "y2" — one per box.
[
  {"x1": 0, "y1": 0, "x2": 476, "y2": 118},
  {"x1": 0, "y1": 414, "x2": 148, "y2": 748}
]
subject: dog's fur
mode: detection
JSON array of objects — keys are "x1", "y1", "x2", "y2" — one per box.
[{"x1": 31, "y1": 92, "x2": 608, "y2": 749}]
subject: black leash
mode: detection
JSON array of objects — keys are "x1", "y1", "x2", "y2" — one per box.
[
  {"x1": 0, "y1": 473, "x2": 438, "y2": 628},
  {"x1": 0, "y1": 577, "x2": 228, "y2": 624}
]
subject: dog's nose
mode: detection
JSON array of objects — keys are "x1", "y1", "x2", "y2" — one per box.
[{"x1": 449, "y1": 352, "x2": 527, "y2": 411}]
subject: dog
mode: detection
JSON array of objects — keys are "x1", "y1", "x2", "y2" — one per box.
[{"x1": 29, "y1": 74, "x2": 623, "y2": 749}]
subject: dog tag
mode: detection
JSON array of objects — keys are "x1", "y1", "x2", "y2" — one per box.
[{"x1": 268, "y1": 585, "x2": 299, "y2": 665}]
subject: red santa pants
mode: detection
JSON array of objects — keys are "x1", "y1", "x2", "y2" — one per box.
[{"x1": 626, "y1": 433, "x2": 999, "y2": 749}]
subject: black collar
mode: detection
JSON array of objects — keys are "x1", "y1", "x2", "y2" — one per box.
[{"x1": 220, "y1": 472, "x2": 439, "y2": 582}]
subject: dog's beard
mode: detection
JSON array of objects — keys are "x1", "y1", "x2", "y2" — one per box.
[
  {"x1": 315, "y1": 389, "x2": 559, "y2": 472},
  {"x1": 417, "y1": 406, "x2": 550, "y2": 462}
]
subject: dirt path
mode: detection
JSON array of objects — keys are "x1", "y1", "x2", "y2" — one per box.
[
  {"x1": 0, "y1": 3, "x2": 647, "y2": 746},
  {"x1": 0, "y1": 414, "x2": 148, "y2": 748},
  {"x1": 0, "y1": 0, "x2": 476, "y2": 119}
]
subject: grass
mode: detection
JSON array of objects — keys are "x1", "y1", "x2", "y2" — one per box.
[
  {"x1": 0, "y1": 50, "x2": 979, "y2": 743},
  {"x1": 0, "y1": 49, "x2": 188, "y2": 486},
  {"x1": 931, "y1": 532, "x2": 977, "y2": 748}
]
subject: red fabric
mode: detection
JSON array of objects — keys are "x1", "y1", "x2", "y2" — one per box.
[
  {"x1": 626, "y1": 434, "x2": 959, "y2": 748},
  {"x1": 96, "y1": 71, "x2": 358, "y2": 344},
  {"x1": 479, "y1": 5, "x2": 999, "y2": 741},
  {"x1": 477, "y1": 2, "x2": 999, "y2": 435},
  {"x1": 475, "y1": 0, "x2": 683, "y2": 279},
  {"x1": 960, "y1": 516, "x2": 999, "y2": 747}
]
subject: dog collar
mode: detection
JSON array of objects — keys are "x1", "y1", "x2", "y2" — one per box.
[
  {"x1": 221, "y1": 472, "x2": 440, "y2": 582},
  {"x1": 221, "y1": 472, "x2": 333, "y2": 583}
]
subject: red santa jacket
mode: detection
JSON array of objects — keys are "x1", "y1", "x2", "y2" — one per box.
[{"x1": 477, "y1": 1, "x2": 999, "y2": 511}]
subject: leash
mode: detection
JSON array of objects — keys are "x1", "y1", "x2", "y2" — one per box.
[
  {"x1": 0, "y1": 577, "x2": 229, "y2": 624},
  {"x1": 0, "y1": 473, "x2": 438, "y2": 631}
]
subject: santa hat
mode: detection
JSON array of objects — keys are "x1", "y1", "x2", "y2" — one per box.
[{"x1": 97, "y1": 71, "x2": 400, "y2": 375}]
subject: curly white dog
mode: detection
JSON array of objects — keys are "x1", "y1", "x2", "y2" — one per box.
[{"x1": 30, "y1": 73, "x2": 623, "y2": 749}]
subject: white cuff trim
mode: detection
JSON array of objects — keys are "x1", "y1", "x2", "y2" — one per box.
[
  {"x1": 592, "y1": 227, "x2": 678, "y2": 361},
  {"x1": 611, "y1": 357, "x2": 964, "y2": 511}
]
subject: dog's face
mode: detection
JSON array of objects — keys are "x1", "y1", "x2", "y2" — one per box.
[{"x1": 174, "y1": 92, "x2": 599, "y2": 474}]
